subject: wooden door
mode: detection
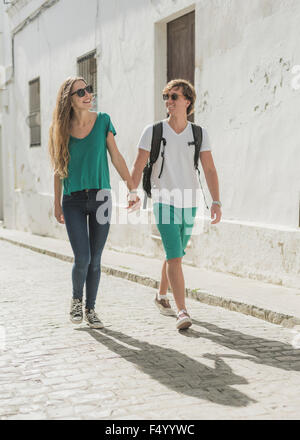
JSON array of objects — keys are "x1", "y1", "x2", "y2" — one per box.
[{"x1": 167, "y1": 11, "x2": 195, "y2": 86}]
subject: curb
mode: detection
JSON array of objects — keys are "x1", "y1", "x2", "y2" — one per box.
[{"x1": 1, "y1": 235, "x2": 300, "y2": 329}]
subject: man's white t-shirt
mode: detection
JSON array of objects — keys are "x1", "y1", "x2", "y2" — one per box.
[{"x1": 137, "y1": 120, "x2": 212, "y2": 208}]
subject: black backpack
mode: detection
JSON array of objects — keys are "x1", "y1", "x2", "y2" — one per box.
[{"x1": 142, "y1": 121, "x2": 209, "y2": 209}]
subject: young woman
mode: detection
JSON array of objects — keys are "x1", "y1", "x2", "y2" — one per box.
[{"x1": 49, "y1": 76, "x2": 138, "y2": 328}]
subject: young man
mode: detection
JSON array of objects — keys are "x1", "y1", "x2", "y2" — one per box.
[{"x1": 131, "y1": 79, "x2": 221, "y2": 330}]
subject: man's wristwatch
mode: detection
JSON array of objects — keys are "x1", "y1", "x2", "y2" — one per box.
[{"x1": 212, "y1": 201, "x2": 222, "y2": 207}]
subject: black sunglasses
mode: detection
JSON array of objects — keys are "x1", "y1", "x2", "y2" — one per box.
[
  {"x1": 163, "y1": 92, "x2": 185, "y2": 101},
  {"x1": 71, "y1": 85, "x2": 93, "y2": 97}
]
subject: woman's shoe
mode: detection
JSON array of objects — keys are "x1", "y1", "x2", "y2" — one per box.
[
  {"x1": 70, "y1": 298, "x2": 83, "y2": 324},
  {"x1": 85, "y1": 308, "x2": 104, "y2": 329}
]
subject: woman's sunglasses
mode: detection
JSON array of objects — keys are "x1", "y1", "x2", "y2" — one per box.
[
  {"x1": 71, "y1": 85, "x2": 93, "y2": 97},
  {"x1": 163, "y1": 92, "x2": 184, "y2": 101}
]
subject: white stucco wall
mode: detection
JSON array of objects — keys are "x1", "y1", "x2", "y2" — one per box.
[
  {"x1": 0, "y1": 0, "x2": 12, "y2": 222},
  {"x1": 196, "y1": 0, "x2": 300, "y2": 228},
  {"x1": 1, "y1": 0, "x2": 299, "y2": 288},
  {"x1": 4, "y1": 0, "x2": 102, "y2": 238},
  {"x1": 0, "y1": 1, "x2": 4, "y2": 220}
]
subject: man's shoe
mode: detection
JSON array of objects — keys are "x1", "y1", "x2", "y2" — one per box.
[
  {"x1": 154, "y1": 294, "x2": 176, "y2": 316},
  {"x1": 85, "y1": 308, "x2": 104, "y2": 329},
  {"x1": 176, "y1": 309, "x2": 192, "y2": 330},
  {"x1": 70, "y1": 298, "x2": 83, "y2": 324}
]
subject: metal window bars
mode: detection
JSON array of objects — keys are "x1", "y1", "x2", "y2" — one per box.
[{"x1": 77, "y1": 50, "x2": 97, "y2": 111}]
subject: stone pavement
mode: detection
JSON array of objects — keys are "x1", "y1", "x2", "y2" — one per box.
[
  {"x1": 0, "y1": 226, "x2": 299, "y2": 328},
  {"x1": 0, "y1": 239, "x2": 300, "y2": 420}
]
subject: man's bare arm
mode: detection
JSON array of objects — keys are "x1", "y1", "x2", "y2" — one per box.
[{"x1": 131, "y1": 149, "x2": 150, "y2": 188}]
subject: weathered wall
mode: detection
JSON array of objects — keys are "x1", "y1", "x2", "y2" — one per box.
[
  {"x1": 196, "y1": 0, "x2": 300, "y2": 227},
  {"x1": 189, "y1": 0, "x2": 300, "y2": 286},
  {"x1": 0, "y1": 0, "x2": 4, "y2": 220}
]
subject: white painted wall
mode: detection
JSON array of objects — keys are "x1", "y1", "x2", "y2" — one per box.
[
  {"x1": 0, "y1": 1, "x2": 3, "y2": 220},
  {"x1": 0, "y1": 0, "x2": 8, "y2": 221},
  {"x1": 196, "y1": 0, "x2": 300, "y2": 228},
  {"x1": 1, "y1": 0, "x2": 299, "y2": 287},
  {"x1": 0, "y1": 126, "x2": 3, "y2": 221}
]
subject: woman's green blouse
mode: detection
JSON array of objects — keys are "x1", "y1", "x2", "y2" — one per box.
[{"x1": 63, "y1": 112, "x2": 116, "y2": 195}]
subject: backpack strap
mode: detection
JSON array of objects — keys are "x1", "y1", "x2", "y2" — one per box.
[
  {"x1": 191, "y1": 123, "x2": 209, "y2": 210},
  {"x1": 191, "y1": 123, "x2": 202, "y2": 170},
  {"x1": 143, "y1": 122, "x2": 165, "y2": 208},
  {"x1": 149, "y1": 122, "x2": 164, "y2": 165}
]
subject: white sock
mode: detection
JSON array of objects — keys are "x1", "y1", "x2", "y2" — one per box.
[{"x1": 157, "y1": 293, "x2": 170, "y2": 300}]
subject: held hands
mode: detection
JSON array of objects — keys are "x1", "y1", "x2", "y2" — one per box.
[
  {"x1": 127, "y1": 190, "x2": 141, "y2": 212},
  {"x1": 54, "y1": 204, "x2": 65, "y2": 224}
]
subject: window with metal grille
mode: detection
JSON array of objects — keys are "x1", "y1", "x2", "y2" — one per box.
[
  {"x1": 28, "y1": 78, "x2": 41, "y2": 147},
  {"x1": 77, "y1": 50, "x2": 97, "y2": 111}
]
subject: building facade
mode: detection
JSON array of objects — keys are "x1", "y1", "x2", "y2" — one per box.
[{"x1": 0, "y1": 0, "x2": 299, "y2": 288}]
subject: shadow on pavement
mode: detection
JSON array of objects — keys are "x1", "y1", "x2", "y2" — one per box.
[
  {"x1": 76, "y1": 327, "x2": 256, "y2": 408},
  {"x1": 183, "y1": 319, "x2": 300, "y2": 372}
]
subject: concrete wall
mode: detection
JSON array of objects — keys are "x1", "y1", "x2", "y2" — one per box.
[{"x1": 1, "y1": 0, "x2": 299, "y2": 288}]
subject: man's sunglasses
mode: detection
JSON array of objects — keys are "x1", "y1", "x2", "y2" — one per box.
[
  {"x1": 71, "y1": 85, "x2": 93, "y2": 97},
  {"x1": 163, "y1": 93, "x2": 184, "y2": 101}
]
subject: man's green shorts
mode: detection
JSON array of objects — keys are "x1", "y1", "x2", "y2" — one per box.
[{"x1": 153, "y1": 203, "x2": 198, "y2": 261}]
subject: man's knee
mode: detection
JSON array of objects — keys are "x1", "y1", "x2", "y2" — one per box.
[{"x1": 166, "y1": 257, "x2": 182, "y2": 267}]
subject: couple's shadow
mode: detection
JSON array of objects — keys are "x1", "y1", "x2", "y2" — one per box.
[
  {"x1": 184, "y1": 318, "x2": 300, "y2": 373},
  {"x1": 77, "y1": 317, "x2": 300, "y2": 408},
  {"x1": 77, "y1": 325, "x2": 256, "y2": 408}
]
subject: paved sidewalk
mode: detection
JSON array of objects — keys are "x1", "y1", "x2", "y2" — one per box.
[
  {"x1": 0, "y1": 226, "x2": 299, "y2": 328},
  {"x1": 0, "y1": 239, "x2": 300, "y2": 420}
]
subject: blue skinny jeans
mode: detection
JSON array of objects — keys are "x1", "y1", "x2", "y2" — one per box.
[{"x1": 62, "y1": 189, "x2": 111, "y2": 310}]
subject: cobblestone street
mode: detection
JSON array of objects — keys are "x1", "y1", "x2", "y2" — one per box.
[{"x1": 0, "y1": 240, "x2": 300, "y2": 420}]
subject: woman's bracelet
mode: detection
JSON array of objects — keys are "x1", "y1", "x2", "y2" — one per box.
[{"x1": 128, "y1": 189, "x2": 138, "y2": 194}]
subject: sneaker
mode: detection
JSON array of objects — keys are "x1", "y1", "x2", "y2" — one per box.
[
  {"x1": 85, "y1": 308, "x2": 104, "y2": 329},
  {"x1": 176, "y1": 309, "x2": 192, "y2": 330},
  {"x1": 154, "y1": 294, "x2": 176, "y2": 316},
  {"x1": 70, "y1": 298, "x2": 83, "y2": 324}
]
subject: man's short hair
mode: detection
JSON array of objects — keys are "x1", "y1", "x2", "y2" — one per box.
[{"x1": 163, "y1": 79, "x2": 196, "y2": 116}]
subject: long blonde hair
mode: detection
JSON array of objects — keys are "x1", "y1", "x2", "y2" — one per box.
[{"x1": 48, "y1": 76, "x2": 87, "y2": 178}]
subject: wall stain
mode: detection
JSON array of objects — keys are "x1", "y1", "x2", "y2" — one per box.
[
  {"x1": 280, "y1": 76, "x2": 283, "y2": 87},
  {"x1": 278, "y1": 241, "x2": 284, "y2": 257},
  {"x1": 264, "y1": 73, "x2": 269, "y2": 84},
  {"x1": 283, "y1": 61, "x2": 290, "y2": 71}
]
